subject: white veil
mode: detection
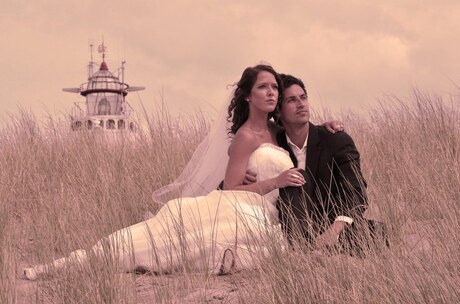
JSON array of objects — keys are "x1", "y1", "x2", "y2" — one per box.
[{"x1": 151, "y1": 89, "x2": 234, "y2": 205}]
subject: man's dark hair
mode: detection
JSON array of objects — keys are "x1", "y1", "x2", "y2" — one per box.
[{"x1": 279, "y1": 74, "x2": 307, "y2": 96}]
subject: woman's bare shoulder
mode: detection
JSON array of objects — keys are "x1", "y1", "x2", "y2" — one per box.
[{"x1": 228, "y1": 127, "x2": 259, "y2": 155}]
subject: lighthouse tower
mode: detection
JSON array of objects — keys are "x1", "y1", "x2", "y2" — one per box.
[{"x1": 63, "y1": 42, "x2": 144, "y2": 131}]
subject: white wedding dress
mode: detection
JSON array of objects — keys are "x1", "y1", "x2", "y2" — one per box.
[{"x1": 24, "y1": 143, "x2": 293, "y2": 279}]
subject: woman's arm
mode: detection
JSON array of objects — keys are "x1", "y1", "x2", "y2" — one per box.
[{"x1": 223, "y1": 130, "x2": 305, "y2": 195}]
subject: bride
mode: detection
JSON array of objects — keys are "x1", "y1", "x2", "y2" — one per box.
[{"x1": 24, "y1": 65, "x2": 331, "y2": 279}]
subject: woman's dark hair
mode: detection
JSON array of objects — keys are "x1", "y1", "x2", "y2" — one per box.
[{"x1": 227, "y1": 64, "x2": 283, "y2": 135}]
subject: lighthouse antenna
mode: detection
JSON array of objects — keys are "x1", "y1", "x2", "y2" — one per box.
[
  {"x1": 88, "y1": 43, "x2": 94, "y2": 79},
  {"x1": 122, "y1": 60, "x2": 126, "y2": 103},
  {"x1": 90, "y1": 43, "x2": 94, "y2": 64},
  {"x1": 98, "y1": 36, "x2": 107, "y2": 62},
  {"x1": 121, "y1": 61, "x2": 126, "y2": 85}
]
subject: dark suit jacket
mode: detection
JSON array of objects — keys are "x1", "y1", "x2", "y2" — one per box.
[{"x1": 276, "y1": 122, "x2": 368, "y2": 235}]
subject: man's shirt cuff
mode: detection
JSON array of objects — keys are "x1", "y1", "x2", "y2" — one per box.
[{"x1": 335, "y1": 215, "x2": 353, "y2": 225}]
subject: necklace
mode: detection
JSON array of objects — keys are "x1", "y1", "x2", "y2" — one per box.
[{"x1": 248, "y1": 127, "x2": 268, "y2": 134}]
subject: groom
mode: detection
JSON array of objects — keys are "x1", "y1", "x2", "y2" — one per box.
[{"x1": 275, "y1": 74, "x2": 375, "y2": 253}]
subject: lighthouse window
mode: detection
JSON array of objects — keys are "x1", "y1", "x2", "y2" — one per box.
[
  {"x1": 129, "y1": 122, "x2": 135, "y2": 130},
  {"x1": 98, "y1": 98, "x2": 111, "y2": 115},
  {"x1": 86, "y1": 120, "x2": 93, "y2": 129},
  {"x1": 71, "y1": 120, "x2": 82, "y2": 130},
  {"x1": 118, "y1": 119, "x2": 125, "y2": 129},
  {"x1": 107, "y1": 119, "x2": 115, "y2": 129}
]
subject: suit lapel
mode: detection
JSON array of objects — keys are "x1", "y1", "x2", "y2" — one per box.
[
  {"x1": 277, "y1": 124, "x2": 322, "y2": 172},
  {"x1": 306, "y1": 122, "x2": 321, "y2": 179},
  {"x1": 277, "y1": 123, "x2": 321, "y2": 208},
  {"x1": 276, "y1": 130, "x2": 298, "y2": 168}
]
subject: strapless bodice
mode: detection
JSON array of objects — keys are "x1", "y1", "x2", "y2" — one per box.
[{"x1": 247, "y1": 143, "x2": 294, "y2": 204}]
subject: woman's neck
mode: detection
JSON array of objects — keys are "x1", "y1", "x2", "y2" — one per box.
[{"x1": 246, "y1": 111, "x2": 269, "y2": 132}]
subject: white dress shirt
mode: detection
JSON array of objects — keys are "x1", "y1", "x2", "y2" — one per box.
[
  {"x1": 286, "y1": 134, "x2": 308, "y2": 170},
  {"x1": 285, "y1": 133, "x2": 353, "y2": 225}
]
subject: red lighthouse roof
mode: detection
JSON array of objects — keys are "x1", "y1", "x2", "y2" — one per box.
[{"x1": 100, "y1": 61, "x2": 109, "y2": 71}]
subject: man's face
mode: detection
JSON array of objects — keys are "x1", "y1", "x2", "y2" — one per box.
[{"x1": 279, "y1": 84, "x2": 310, "y2": 127}]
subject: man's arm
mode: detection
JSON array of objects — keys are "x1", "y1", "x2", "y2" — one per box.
[
  {"x1": 332, "y1": 132, "x2": 368, "y2": 219},
  {"x1": 243, "y1": 169, "x2": 257, "y2": 185},
  {"x1": 316, "y1": 131, "x2": 367, "y2": 246}
]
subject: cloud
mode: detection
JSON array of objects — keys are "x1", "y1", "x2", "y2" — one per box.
[{"x1": 1, "y1": 0, "x2": 460, "y2": 127}]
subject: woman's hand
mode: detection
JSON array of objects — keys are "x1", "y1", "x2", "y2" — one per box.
[
  {"x1": 275, "y1": 168, "x2": 306, "y2": 188},
  {"x1": 323, "y1": 120, "x2": 344, "y2": 134}
]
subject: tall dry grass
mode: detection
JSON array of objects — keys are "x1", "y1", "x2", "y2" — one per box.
[
  {"x1": 1, "y1": 90, "x2": 459, "y2": 303},
  {"x1": 1, "y1": 107, "x2": 208, "y2": 303},
  {"x1": 243, "y1": 90, "x2": 460, "y2": 303}
]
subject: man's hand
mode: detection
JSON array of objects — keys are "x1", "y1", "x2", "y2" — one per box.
[
  {"x1": 243, "y1": 169, "x2": 257, "y2": 185},
  {"x1": 315, "y1": 221, "x2": 346, "y2": 247},
  {"x1": 323, "y1": 120, "x2": 344, "y2": 134}
]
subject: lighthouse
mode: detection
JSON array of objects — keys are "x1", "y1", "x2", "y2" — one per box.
[{"x1": 63, "y1": 41, "x2": 144, "y2": 131}]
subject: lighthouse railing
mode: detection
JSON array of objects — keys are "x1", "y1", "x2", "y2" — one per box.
[
  {"x1": 81, "y1": 81, "x2": 128, "y2": 92},
  {"x1": 70, "y1": 101, "x2": 134, "y2": 118}
]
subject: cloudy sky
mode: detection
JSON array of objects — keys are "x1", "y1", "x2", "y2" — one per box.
[{"x1": 1, "y1": 0, "x2": 460, "y2": 127}]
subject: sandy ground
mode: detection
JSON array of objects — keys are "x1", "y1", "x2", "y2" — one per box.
[
  {"x1": 14, "y1": 216, "x2": 436, "y2": 304},
  {"x1": 15, "y1": 265, "x2": 252, "y2": 303}
]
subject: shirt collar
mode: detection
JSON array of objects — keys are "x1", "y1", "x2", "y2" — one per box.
[{"x1": 286, "y1": 133, "x2": 308, "y2": 151}]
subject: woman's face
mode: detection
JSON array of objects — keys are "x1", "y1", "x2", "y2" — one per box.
[{"x1": 247, "y1": 71, "x2": 279, "y2": 114}]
